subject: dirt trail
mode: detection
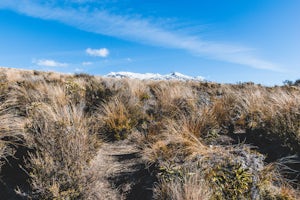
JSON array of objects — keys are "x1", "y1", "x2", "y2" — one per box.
[{"x1": 90, "y1": 140, "x2": 156, "y2": 200}]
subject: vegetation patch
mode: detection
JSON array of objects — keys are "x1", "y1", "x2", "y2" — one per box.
[{"x1": 0, "y1": 68, "x2": 299, "y2": 199}]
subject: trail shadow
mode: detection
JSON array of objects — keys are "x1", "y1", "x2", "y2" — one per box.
[
  {"x1": 229, "y1": 129, "x2": 300, "y2": 183},
  {"x1": 230, "y1": 129, "x2": 291, "y2": 162},
  {"x1": 113, "y1": 152, "x2": 140, "y2": 162},
  {"x1": 0, "y1": 142, "x2": 31, "y2": 200},
  {"x1": 108, "y1": 153, "x2": 157, "y2": 200}
]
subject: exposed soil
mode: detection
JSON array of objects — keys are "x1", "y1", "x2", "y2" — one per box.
[{"x1": 92, "y1": 140, "x2": 157, "y2": 200}]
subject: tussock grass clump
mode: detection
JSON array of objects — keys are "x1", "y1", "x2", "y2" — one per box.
[
  {"x1": 0, "y1": 78, "x2": 26, "y2": 170},
  {"x1": 0, "y1": 111, "x2": 25, "y2": 171},
  {"x1": 148, "y1": 81, "x2": 197, "y2": 119},
  {"x1": 154, "y1": 168, "x2": 212, "y2": 200},
  {"x1": 25, "y1": 102, "x2": 98, "y2": 199},
  {"x1": 99, "y1": 98, "x2": 136, "y2": 140},
  {"x1": 65, "y1": 78, "x2": 86, "y2": 105},
  {"x1": 0, "y1": 72, "x2": 9, "y2": 102},
  {"x1": 84, "y1": 78, "x2": 114, "y2": 114}
]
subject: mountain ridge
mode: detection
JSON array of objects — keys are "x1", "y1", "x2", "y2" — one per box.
[{"x1": 105, "y1": 71, "x2": 204, "y2": 81}]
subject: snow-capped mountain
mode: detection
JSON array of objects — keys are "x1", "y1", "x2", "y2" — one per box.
[{"x1": 105, "y1": 72, "x2": 204, "y2": 81}]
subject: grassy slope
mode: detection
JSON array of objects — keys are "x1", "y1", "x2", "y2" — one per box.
[{"x1": 0, "y1": 67, "x2": 299, "y2": 199}]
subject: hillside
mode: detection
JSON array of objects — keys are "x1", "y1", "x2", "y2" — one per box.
[{"x1": 0, "y1": 68, "x2": 299, "y2": 199}]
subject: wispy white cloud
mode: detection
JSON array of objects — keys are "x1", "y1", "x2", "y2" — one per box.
[
  {"x1": 86, "y1": 48, "x2": 109, "y2": 57},
  {"x1": 33, "y1": 59, "x2": 68, "y2": 67},
  {"x1": 82, "y1": 61, "x2": 93, "y2": 66},
  {"x1": 75, "y1": 67, "x2": 84, "y2": 72},
  {"x1": 0, "y1": 1, "x2": 281, "y2": 71}
]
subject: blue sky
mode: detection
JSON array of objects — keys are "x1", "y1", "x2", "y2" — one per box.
[{"x1": 0, "y1": 0, "x2": 299, "y2": 85}]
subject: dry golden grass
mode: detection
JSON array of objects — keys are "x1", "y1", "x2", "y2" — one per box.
[
  {"x1": 0, "y1": 68, "x2": 299, "y2": 199},
  {"x1": 99, "y1": 97, "x2": 136, "y2": 141},
  {"x1": 142, "y1": 118, "x2": 217, "y2": 164},
  {"x1": 0, "y1": 95, "x2": 26, "y2": 173},
  {"x1": 154, "y1": 171, "x2": 212, "y2": 200},
  {"x1": 25, "y1": 103, "x2": 99, "y2": 199},
  {"x1": 0, "y1": 110, "x2": 25, "y2": 170},
  {"x1": 148, "y1": 81, "x2": 198, "y2": 119},
  {"x1": 0, "y1": 67, "x2": 31, "y2": 82}
]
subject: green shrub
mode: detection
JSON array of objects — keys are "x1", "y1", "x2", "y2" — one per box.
[{"x1": 206, "y1": 162, "x2": 253, "y2": 200}]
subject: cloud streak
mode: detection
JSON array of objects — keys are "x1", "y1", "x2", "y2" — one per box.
[
  {"x1": 0, "y1": 0, "x2": 281, "y2": 71},
  {"x1": 33, "y1": 59, "x2": 68, "y2": 67},
  {"x1": 86, "y1": 48, "x2": 109, "y2": 57},
  {"x1": 82, "y1": 61, "x2": 93, "y2": 66}
]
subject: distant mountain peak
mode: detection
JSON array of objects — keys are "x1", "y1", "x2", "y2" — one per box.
[{"x1": 105, "y1": 71, "x2": 204, "y2": 81}]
